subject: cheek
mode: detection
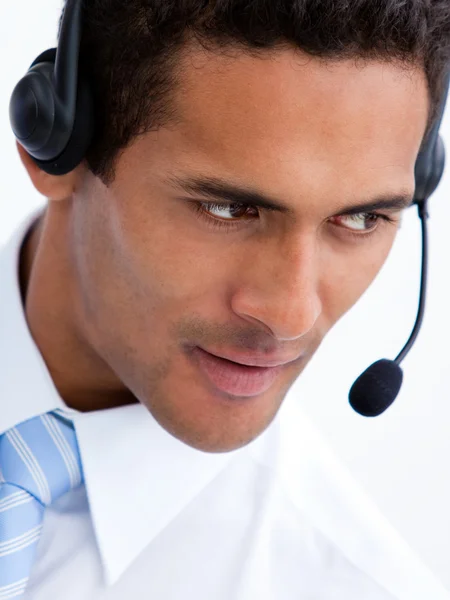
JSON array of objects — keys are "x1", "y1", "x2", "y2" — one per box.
[
  {"x1": 319, "y1": 232, "x2": 397, "y2": 326},
  {"x1": 90, "y1": 202, "x2": 225, "y2": 330}
]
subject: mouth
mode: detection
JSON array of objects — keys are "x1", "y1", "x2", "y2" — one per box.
[{"x1": 189, "y1": 346, "x2": 283, "y2": 398}]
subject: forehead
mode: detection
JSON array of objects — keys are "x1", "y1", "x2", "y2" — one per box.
[
  {"x1": 176, "y1": 46, "x2": 427, "y2": 146},
  {"x1": 141, "y1": 46, "x2": 430, "y2": 214}
]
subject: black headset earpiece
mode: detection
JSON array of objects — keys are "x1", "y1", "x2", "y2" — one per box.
[
  {"x1": 414, "y1": 76, "x2": 449, "y2": 205},
  {"x1": 9, "y1": 0, "x2": 93, "y2": 176},
  {"x1": 415, "y1": 135, "x2": 447, "y2": 202}
]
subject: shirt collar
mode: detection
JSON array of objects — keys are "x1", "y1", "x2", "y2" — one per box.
[{"x1": 73, "y1": 403, "x2": 253, "y2": 585}]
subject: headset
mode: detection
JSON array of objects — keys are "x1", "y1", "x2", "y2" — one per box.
[
  {"x1": 9, "y1": 0, "x2": 93, "y2": 176},
  {"x1": 9, "y1": 0, "x2": 450, "y2": 417}
]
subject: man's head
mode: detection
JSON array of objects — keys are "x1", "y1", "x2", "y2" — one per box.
[{"x1": 18, "y1": 1, "x2": 449, "y2": 453}]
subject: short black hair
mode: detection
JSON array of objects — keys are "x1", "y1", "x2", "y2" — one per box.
[{"x1": 62, "y1": 0, "x2": 450, "y2": 185}]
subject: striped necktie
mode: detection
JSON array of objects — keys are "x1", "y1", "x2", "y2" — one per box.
[{"x1": 0, "y1": 410, "x2": 83, "y2": 599}]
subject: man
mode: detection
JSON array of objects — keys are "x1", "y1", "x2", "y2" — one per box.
[{"x1": 1, "y1": 0, "x2": 449, "y2": 598}]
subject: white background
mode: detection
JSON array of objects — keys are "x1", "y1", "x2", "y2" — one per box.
[{"x1": 2, "y1": 0, "x2": 450, "y2": 590}]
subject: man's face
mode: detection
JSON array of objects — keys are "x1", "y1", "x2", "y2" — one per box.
[{"x1": 69, "y1": 47, "x2": 428, "y2": 452}]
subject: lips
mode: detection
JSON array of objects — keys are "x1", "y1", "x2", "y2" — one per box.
[
  {"x1": 191, "y1": 347, "x2": 282, "y2": 398},
  {"x1": 196, "y1": 346, "x2": 302, "y2": 368}
]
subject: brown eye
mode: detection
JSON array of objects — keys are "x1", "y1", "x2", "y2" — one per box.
[
  {"x1": 190, "y1": 200, "x2": 260, "y2": 233},
  {"x1": 201, "y1": 202, "x2": 258, "y2": 220},
  {"x1": 332, "y1": 213, "x2": 381, "y2": 232}
]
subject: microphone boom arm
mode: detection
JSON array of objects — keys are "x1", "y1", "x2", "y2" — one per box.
[{"x1": 394, "y1": 201, "x2": 429, "y2": 365}]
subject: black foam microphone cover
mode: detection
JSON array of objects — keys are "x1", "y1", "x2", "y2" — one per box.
[{"x1": 349, "y1": 359, "x2": 403, "y2": 417}]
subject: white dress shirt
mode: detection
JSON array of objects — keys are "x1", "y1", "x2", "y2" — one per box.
[{"x1": 1, "y1": 206, "x2": 449, "y2": 600}]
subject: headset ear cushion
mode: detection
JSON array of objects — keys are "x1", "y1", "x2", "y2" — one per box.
[
  {"x1": 21, "y1": 46, "x2": 95, "y2": 176},
  {"x1": 423, "y1": 135, "x2": 446, "y2": 200},
  {"x1": 33, "y1": 74, "x2": 95, "y2": 176}
]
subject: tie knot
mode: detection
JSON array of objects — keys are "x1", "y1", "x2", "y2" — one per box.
[{"x1": 0, "y1": 411, "x2": 83, "y2": 506}]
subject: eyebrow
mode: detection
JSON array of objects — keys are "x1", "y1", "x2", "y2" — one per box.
[{"x1": 166, "y1": 173, "x2": 414, "y2": 216}]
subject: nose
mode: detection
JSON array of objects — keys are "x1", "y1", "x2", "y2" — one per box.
[{"x1": 231, "y1": 234, "x2": 322, "y2": 342}]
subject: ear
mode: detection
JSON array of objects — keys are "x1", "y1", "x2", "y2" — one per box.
[{"x1": 16, "y1": 141, "x2": 85, "y2": 201}]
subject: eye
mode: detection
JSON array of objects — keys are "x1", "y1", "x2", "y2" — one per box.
[
  {"x1": 191, "y1": 201, "x2": 259, "y2": 232},
  {"x1": 199, "y1": 201, "x2": 258, "y2": 221},
  {"x1": 331, "y1": 212, "x2": 395, "y2": 234}
]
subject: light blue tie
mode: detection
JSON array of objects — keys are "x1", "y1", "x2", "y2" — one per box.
[{"x1": 0, "y1": 410, "x2": 83, "y2": 599}]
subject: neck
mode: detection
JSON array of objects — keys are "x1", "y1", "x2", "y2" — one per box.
[{"x1": 20, "y1": 201, "x2": 138, "y2": 412}]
